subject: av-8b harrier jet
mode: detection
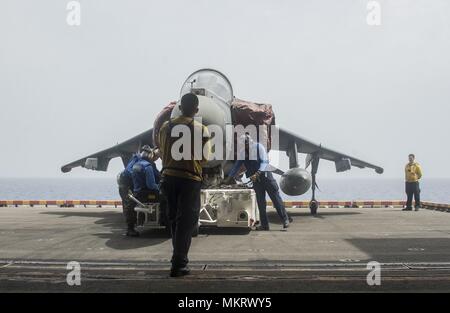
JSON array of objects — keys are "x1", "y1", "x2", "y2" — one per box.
[{"x1": 61, "y1": 69, "x2": 383, "y2": 215}]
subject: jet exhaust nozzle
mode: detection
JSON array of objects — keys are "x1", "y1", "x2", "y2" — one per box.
[{"x1": 279, "y1": 167, "x2": 312, "y2": 196}]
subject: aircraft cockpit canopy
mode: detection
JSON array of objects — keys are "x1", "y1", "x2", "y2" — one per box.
[{"x1": 180, "y1": 69, "x2": 234, "y2": 105}]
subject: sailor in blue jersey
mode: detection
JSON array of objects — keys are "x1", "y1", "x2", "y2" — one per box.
[
  {"x1": 131, "y1": 152, "x2": 160, "y2": 200},
  {"x1": 117, "y1": 145, "x2": 160, "y2": 237},
  {"x1": 225, "y1": 134, "x2": 292, "y2": 231}
]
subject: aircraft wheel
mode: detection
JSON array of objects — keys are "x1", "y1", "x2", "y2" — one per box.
[{"x1": 309, "y1": 200, "x2": 318, "y2": 215}]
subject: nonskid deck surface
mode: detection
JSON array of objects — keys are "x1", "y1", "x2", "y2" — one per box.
[{"x1": 1, "y1": 205, "x2": 449, "y2": 292}]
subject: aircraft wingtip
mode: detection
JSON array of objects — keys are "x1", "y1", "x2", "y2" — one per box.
[{"x1": 61, "y1": 166, "x2": 71, "y2": 173}]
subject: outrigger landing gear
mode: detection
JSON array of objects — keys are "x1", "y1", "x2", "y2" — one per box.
[
  {"x1": 309, "y1": 199, "x2": 318, "y2": 215},
  {"x1": 309, "y1": 155, "x2": 320, "y2": 215}
]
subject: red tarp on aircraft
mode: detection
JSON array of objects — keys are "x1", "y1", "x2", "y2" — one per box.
[
  {"x1": 231, "y1": 98, "x2": 276, "y2": 151},
  {"x1": 153, "y1": 98, "x2": 276, "y2": 150},
  {"x1": 152, "y1": 101, "x2": 177, "y2": 147}
]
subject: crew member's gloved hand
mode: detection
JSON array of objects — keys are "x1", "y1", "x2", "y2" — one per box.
[
  {"x1": 250, "y1": 171, "x2": 261, "y2": 183},
  {"x1": 223, "y1": 176, "x2": 235, "y2": 185}
]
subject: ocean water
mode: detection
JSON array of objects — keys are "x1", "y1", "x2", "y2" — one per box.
[{"x1": 0, "y1": 178, "x2": 449, "y2": 203}]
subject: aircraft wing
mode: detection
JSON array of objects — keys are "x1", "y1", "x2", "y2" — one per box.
[
  {"x1": 61, "y1": 128, "x2": 154, "y2": 173},
  {"x1": 277, "y1": 127, "x2": 384, "y2": 174}
]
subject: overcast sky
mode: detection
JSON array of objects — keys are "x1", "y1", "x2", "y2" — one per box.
[{"x1": 0, "y1": 0, "x2": 449, "y2": 179}]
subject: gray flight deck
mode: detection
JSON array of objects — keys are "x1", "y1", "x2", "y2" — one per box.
[{"x1": 0, "y1": 205, "x2": 449, "y2": 292}]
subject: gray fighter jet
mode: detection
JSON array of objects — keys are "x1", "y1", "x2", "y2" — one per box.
[{"x1": 61, "y1": 69, "x2": 383, "y2": 215}]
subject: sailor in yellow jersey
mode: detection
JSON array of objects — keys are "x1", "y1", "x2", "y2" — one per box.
[
  {"x1": 403, "y1": 153, "x2": 423, "y2": 211},
  {"x1": 158, "y1": 93, "x2": 211, "y2": 277}
]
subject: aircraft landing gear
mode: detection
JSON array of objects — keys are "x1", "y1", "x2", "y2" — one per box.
[
  {"x1": 309, "y1": 199, "x2": 318, "y2": 215},
  {"x1": 309, "y1": 154, "x2": 320, "y2": 215}
]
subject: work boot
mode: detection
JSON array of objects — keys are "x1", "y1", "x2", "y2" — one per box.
[
  {"x1": 170, "y1": 266, "x2": 191, "y2": 278},
  {"x1": 126, "y1": 225, "x2": 140, "y2": 237}
]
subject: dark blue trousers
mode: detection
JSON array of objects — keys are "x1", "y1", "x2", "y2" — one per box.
[
  {"x1": 161, "y1": 175, "x2": 201, "y2": 269},
  {"x1": 253, "y1": 172, "x2": 289, "y2": 229},
  {"x1": 118, "y1": 185, "x2": 136, "y2": 228},
  {"x1": 405, "y1": 181, "x2": 421, "y2": 209}
]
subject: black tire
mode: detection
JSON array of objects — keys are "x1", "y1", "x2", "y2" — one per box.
[{"x1": 309, "y1": 200, "x2": 318, "y2": 215}]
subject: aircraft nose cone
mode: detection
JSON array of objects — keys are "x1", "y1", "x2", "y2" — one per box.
[{"x1": 280, "y1": 168, "x2": 312, "y2": 196}]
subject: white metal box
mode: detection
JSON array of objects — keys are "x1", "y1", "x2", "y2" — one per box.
[{"x1": 199, "y1": 189, "x2": 258, "y2": 228}]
